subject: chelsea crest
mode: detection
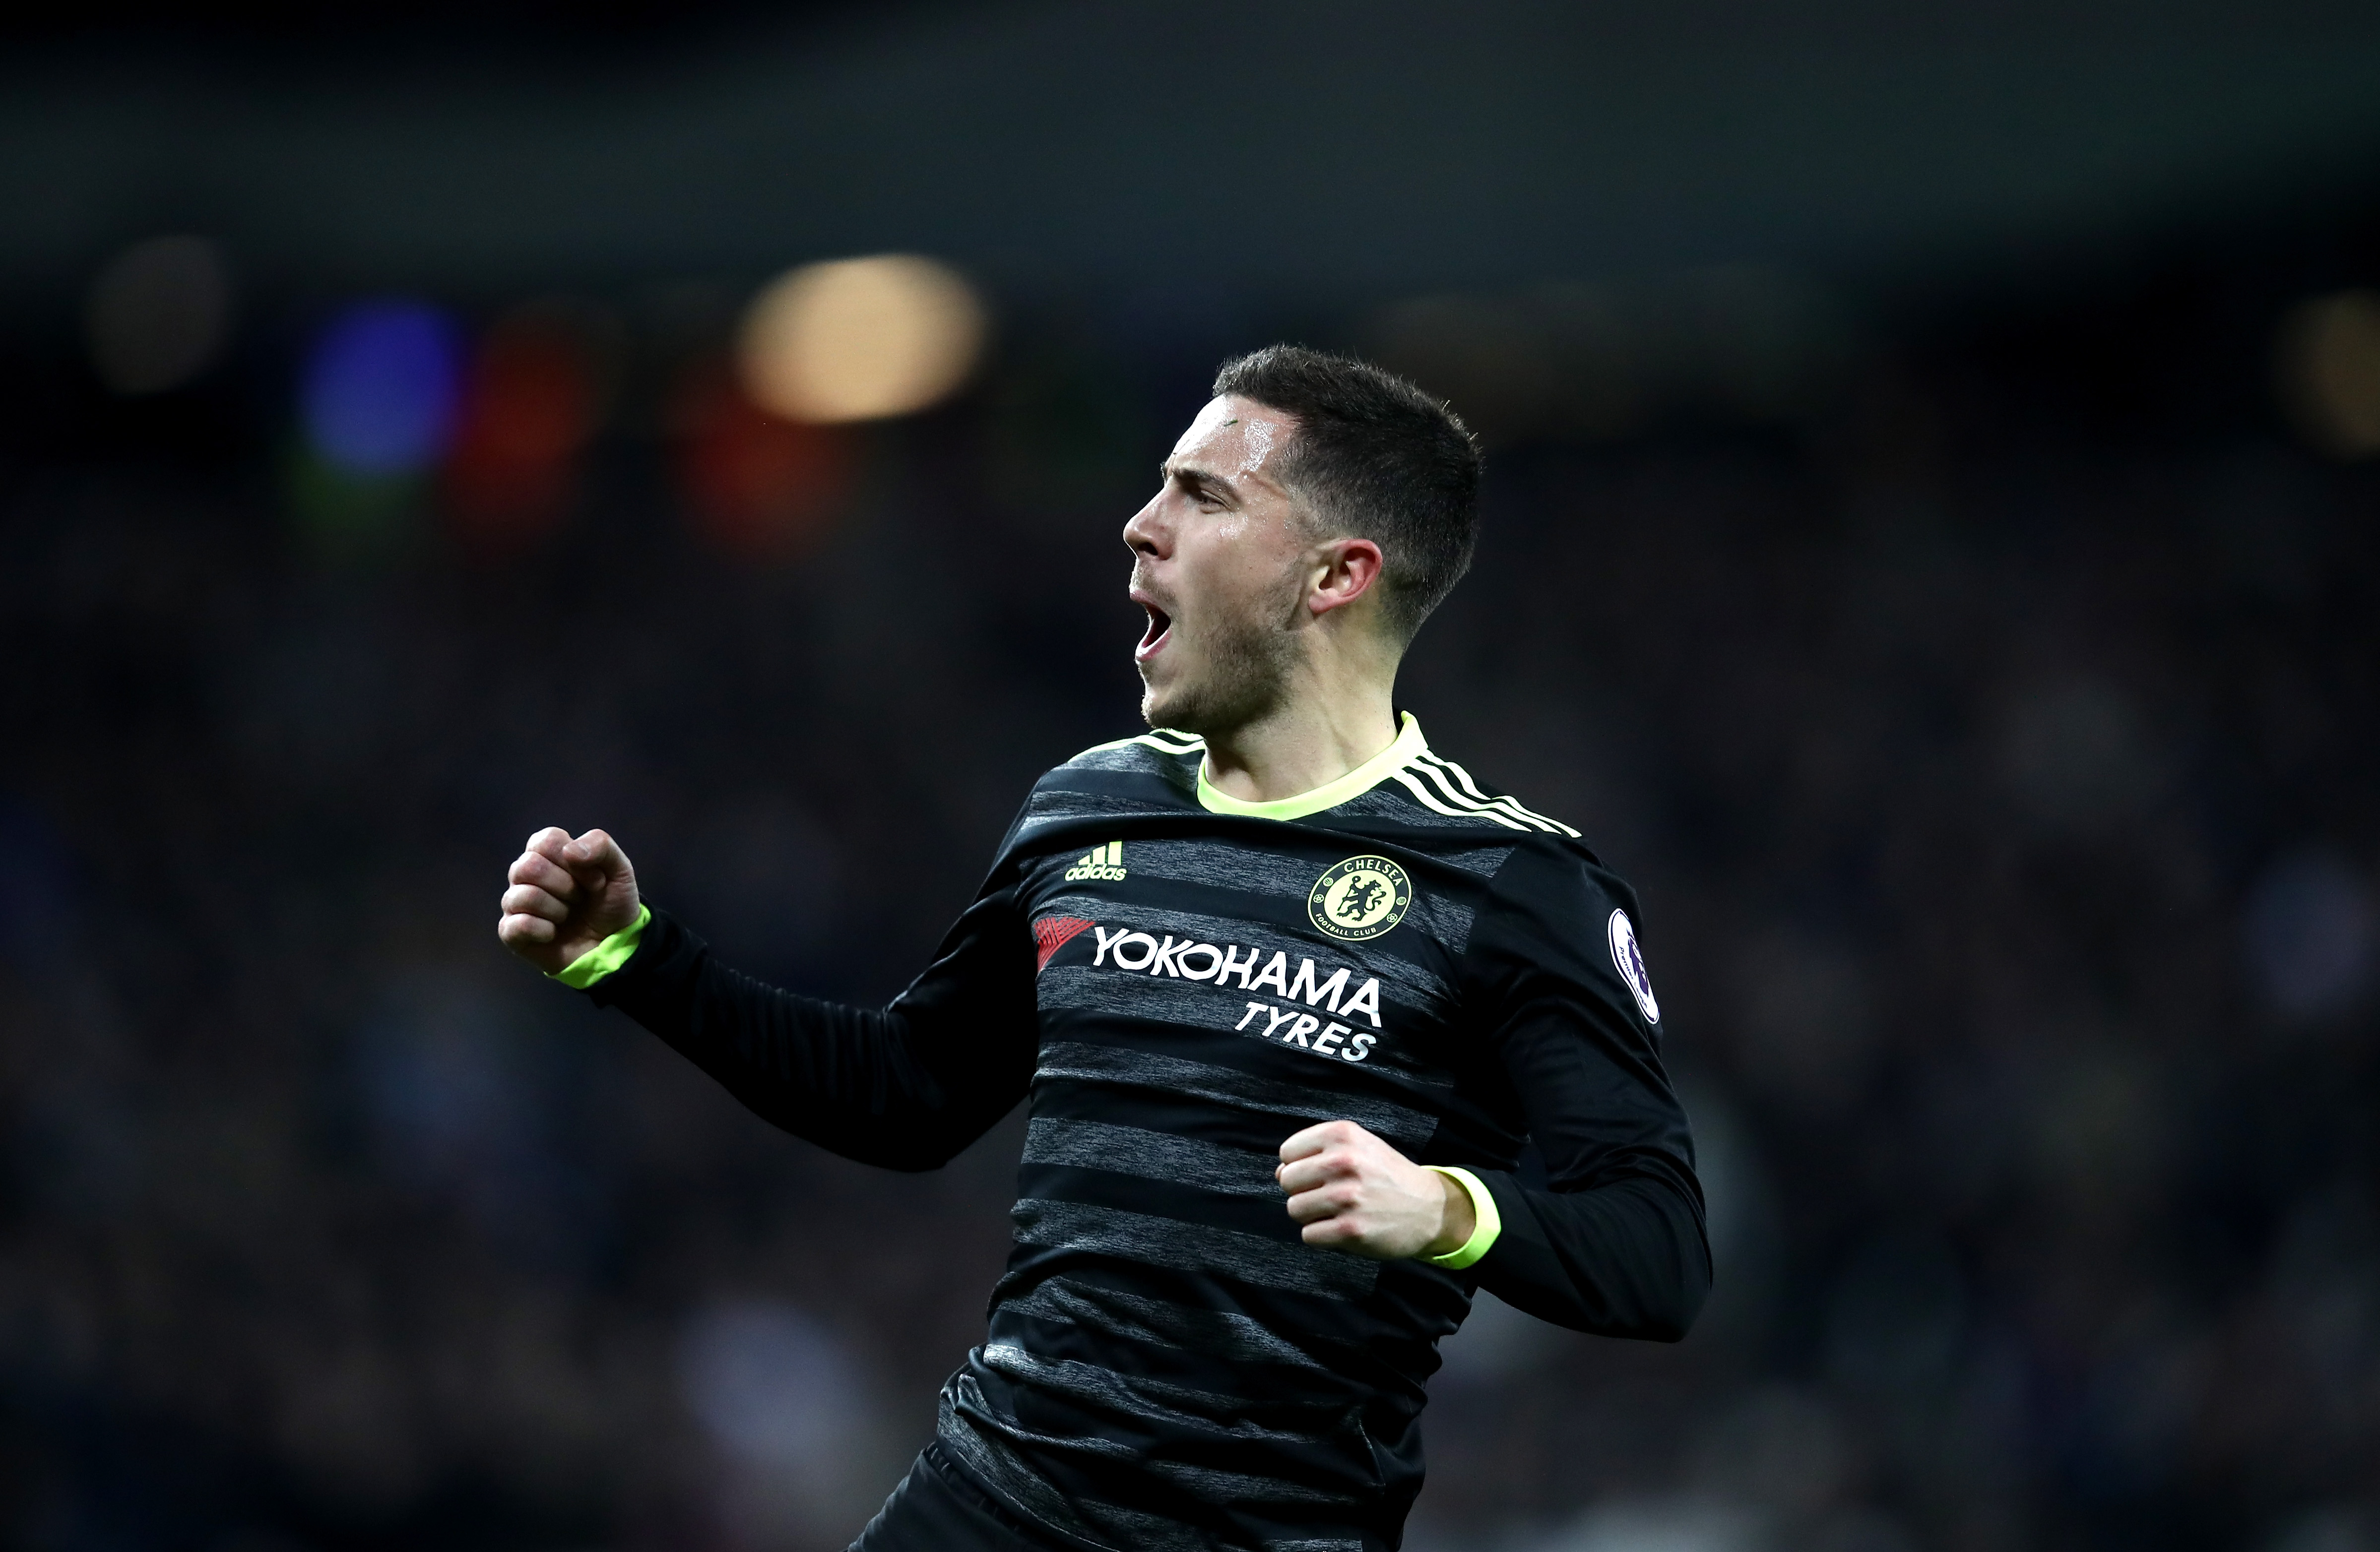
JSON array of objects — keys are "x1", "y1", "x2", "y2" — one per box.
[{"x1": 1309, "y1": 855, "x2": 1413, "y2": 941}]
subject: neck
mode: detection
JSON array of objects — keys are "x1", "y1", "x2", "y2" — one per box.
[{"x1": 1199, "y1": 671, "x2": 1401, "y2": 805}]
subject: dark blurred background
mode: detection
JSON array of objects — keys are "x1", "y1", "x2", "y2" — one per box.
[{"x1": 6, "y1": 3, "x2": 2380, "y2": 1550}]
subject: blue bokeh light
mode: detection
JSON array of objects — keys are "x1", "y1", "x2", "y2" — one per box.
[{"x1": 300, "y1": 300, "x2": 461, "y2": 475}]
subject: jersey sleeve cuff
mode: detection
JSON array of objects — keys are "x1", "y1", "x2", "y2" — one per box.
[
  {"x1": 1422, "y1": 1166, "x2": 1502, "y2": 1270},
  {"x1": 550, "y1": 904, "x2": 652, "y2": 990}
]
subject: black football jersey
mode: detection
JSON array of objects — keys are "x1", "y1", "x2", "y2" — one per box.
[{"x1": 586, "y1": 717, "x2": 1708, "y2": 1552}]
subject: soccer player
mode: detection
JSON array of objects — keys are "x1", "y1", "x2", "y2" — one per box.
[{"x1": 498, "y1": 346, "x2": 1709, "y2": 1552}]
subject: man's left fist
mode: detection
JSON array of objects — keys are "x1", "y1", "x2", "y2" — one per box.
[{"x1": 1277, "y1": 1119, "x2": 1473, "y2": 1260}]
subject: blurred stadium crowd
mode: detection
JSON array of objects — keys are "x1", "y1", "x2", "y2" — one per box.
[{"x1": 1, "y1": 202, "x2": 2379, "y2": 1552}]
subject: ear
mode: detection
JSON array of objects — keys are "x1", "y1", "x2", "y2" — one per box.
[{"x1": 1306, "y1": 537, "x2": 1385, "y2": 620}]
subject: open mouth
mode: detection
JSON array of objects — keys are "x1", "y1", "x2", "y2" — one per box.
[{"x1": 1136, "y1": 602, "x2": 1173, "y2": 662}]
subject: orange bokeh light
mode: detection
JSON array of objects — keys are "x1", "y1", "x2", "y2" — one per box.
[{"x1": 737, "y1": 255, "x2": 985, "y2": 424}]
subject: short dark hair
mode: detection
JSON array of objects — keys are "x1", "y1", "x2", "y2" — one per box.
[{"x1": 1211, "y1": 344, "x2": 1482, "y2": 641}]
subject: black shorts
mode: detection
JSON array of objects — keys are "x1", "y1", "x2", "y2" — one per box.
[{"x1": 848, "y1": 1442, "x2": 1069, "y2": 1552}]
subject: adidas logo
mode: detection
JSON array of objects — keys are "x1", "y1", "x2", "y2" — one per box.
[{"x1": 1064, "y1": 841, "x2": 1128, "y2": 882}]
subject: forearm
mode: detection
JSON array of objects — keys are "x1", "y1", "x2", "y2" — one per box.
[
  {"x1": 1463, "y1": 1165, "x2": 1710, "y2": 1340},
  {"x1": 590, "y1": 908, "x2": 1017, "y2": 1170}
]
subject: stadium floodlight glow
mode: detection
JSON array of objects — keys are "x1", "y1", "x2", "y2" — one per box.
[
  {"x1": 86, "y1": 235, "x2": 234, "y2": 395},
  {"x1": 735, "y1": 255, "x2": 986, "y2": 424}
]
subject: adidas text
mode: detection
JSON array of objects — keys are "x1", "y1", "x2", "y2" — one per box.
[{"x1": 1064, "y1": 841, "x2": 1128, "y2": 883}]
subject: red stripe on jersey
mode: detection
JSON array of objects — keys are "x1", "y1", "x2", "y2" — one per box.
[{"x1": 1033, "y1": 916, "x2": 1095, "y2": 973}]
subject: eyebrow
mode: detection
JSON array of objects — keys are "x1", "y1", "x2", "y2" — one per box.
[{"x1": 1159, "y1": 460, "x2": 1237, "y2": 499}]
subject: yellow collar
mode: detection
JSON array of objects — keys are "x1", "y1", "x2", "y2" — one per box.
[{"x1": 1193, "y1": 713, "x2": 1427, "y2": 822}]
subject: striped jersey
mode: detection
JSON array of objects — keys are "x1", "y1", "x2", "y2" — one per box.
[{"x1": 588, "y1": 714, "x2": 1708, "y2": 1552}]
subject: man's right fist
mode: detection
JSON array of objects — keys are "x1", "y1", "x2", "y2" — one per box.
[{"x1": 498, "y1": 826, "x2": 643, "y2": 975}]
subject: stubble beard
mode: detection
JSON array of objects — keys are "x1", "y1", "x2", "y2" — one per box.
[{"x1": 1139, "y1": 571, "x2": 1304, "y2": 739}]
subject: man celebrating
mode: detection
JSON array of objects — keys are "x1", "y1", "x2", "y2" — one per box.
[{"x1": 499, "y1": 347, "x2": 1708, "y2": 1552}]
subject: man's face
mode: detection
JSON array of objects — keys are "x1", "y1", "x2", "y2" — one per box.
[{"x1": 1124, "y1": 396, "x2": 1312, "y2": 735}]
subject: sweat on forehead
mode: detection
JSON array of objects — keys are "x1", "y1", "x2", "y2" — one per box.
[{"x1": 1175, "y1": 398, "x2": 1295, "y2": 478}]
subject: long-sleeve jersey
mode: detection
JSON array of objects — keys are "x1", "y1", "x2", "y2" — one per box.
[{"x1": 581, "y1": 715, "x2": 1709, "y2": 1552}]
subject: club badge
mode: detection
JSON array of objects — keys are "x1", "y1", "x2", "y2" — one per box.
[
  {"x1": 1308, "y1": 855, "x2": 1413, "y2": 941},
  {"x1": 1608, "y1": 909, "x2": 1660, "y2": 1023}
]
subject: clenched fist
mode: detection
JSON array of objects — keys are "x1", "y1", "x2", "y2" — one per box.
[
  {"x1": 497, "y1": 826, "x2": 643, "y2": 975},
  {"x1": 1277, "y1": 1119, "x2": 1474, "y2": 1260}
]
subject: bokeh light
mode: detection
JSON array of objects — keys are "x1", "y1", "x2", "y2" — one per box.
[
  {"x1": 675, "y1": 361, "x2": 851, "y2": 559},
  {"x1": 2275, "y1": 289, "x2": 2380, "y2": 459},
  {"x1": 84, "y1": 235, "x2": 234, "y2": 395},
  {"x1": 442, "y1": 302, "x2": 612, "y2": 554},
  {"x1": 302, "y1": 300, "x2": 463, "y2": 476},
  {"x1": 735, "y1": 254, "x2": 986, "y2": 424}
]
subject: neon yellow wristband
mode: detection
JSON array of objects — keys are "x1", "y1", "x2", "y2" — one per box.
[
  {"x1": 1422, "y1": 1166, "x2": 1501, "y2": 1270},
  {"x1": 550, "y1": 904, "x2": 652, "y2": 989}
]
